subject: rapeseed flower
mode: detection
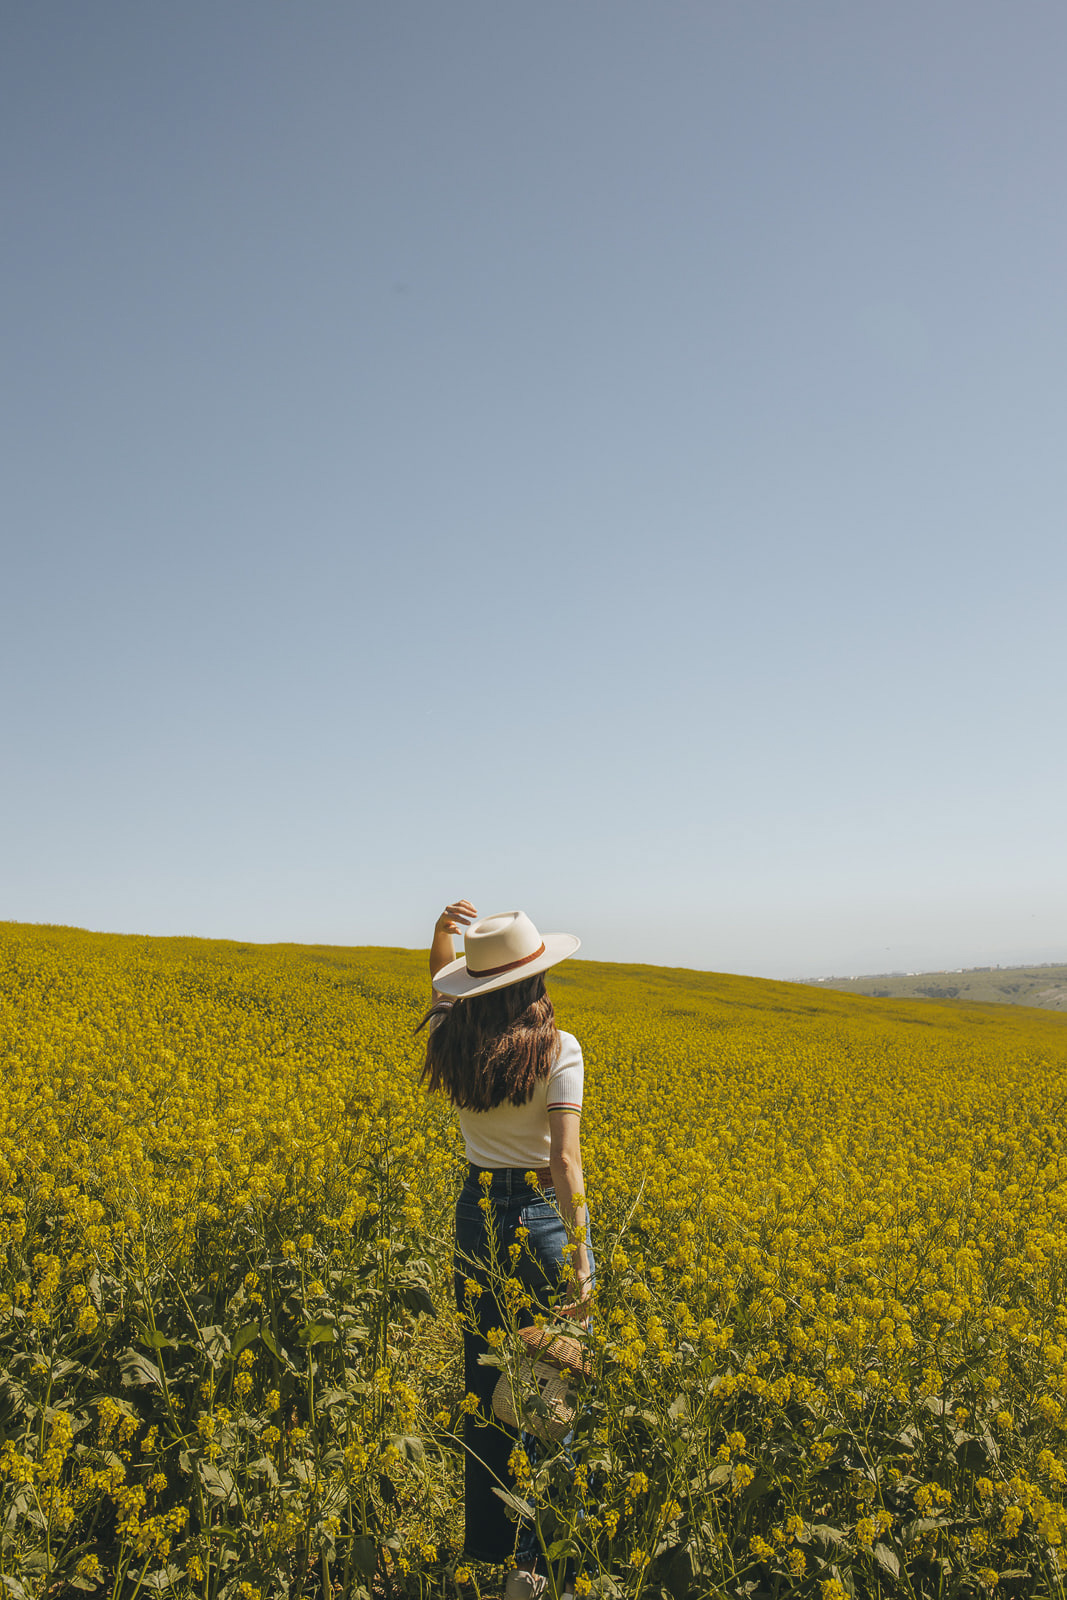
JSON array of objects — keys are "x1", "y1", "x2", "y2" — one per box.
[{"x1": 4, "y1": 921, "x2": 1067, "y2": 1597}]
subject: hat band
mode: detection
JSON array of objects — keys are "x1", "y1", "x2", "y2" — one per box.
[{"x1": 466, "y1": 941, "x2": 546, "y2": 979}]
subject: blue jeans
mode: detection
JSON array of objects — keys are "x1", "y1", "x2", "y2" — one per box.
[{"x1": 453, "y1": 1167, "x2": 594, "y2": 1567}]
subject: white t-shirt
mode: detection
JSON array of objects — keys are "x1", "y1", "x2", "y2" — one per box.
[{"x1": 457, "y1": 1029, "x2": 584, "y2": 1169}]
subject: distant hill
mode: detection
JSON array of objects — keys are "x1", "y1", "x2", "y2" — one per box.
[{"x1": 800, "y1": 961, "x2": 1067, "y2": 1010}]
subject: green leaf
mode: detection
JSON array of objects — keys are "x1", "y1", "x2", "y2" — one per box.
[
  {"x1": 901, "y1": 1517, "x2": 946, "y2": 1544},
  {"x1": 198, "y1": 1325, "x2": 231, "y2": 1363},
  {"x1": 197, "y1": 1461, "x2": 238, "y2": 1505},
  {"x1": 298, "y1": 1322, "x2": 338, "y2": 1345},
  {"x1": 349, "y1": 1535, "x2": 377, "y2": 1578},
  {"x1": 740, "y1": 1471, "x2": 772, "y2": 1506},
  {"x1": 522, "y1": 1393, "x2": 555, "y2": 1420},
  {"x1": 230, "y1": 1322, "x2": 260, "y2": 1357},
  {"x1": 399, "y1": 1284, "x2": 437, "y2": 1318},
  {"x1": 138, "y1": 1329, "x2": 175, "y2": 1350},
  {"x1": 491, "y1": 1486, "x2": 536, "y2": 1519},
  {"x1": 956, "y1": 1435, "x2": 990, "y2": 1472},
  {"x1": 662, "y1": 1546, "x2": 701, "y2": 1600},
  {"x1": 318, "y1": 1387, "x2": 352, "y2": 1410},
  {"x1": 119, "y1": 1348, "x2": 162, "y2": 1388},
  {"x1": 133, "y1": 1564, "x2": 182, "y2": 1591},
  {"x1": 260, "y1": 1327, "x2": 297, "y2": 1370},
  {"x1": 52, "y1": 1357, "x2": 93, "y2": 1380},
  {"x1": 389, "y1": 1432, "x2": 425, "y2": 1462},
  {"x1": 620, "y1": 1406, "x2": 660, "y2": 1429},
  {"x1": 873, "y1": 1544, "x2": 900, "y2": 1579},
  {"x1": 250, "y1": 1454, "x2": 280, "y2": 1487},
  {"x1": 0, "y1": 1374, "x2": 35, "y2": 1420}
]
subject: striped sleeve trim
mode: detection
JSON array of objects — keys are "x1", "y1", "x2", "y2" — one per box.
[{"x1": 546, "y1": 1032, "x2": 584, "y2": 1115}]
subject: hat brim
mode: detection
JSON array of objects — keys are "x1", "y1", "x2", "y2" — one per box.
[{"x1": 432, "y1": 933, "x2": 580, "y2": 998}]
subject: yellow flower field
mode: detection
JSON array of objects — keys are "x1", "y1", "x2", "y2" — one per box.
[{"x1": 1, "y1": 921, "x2": 1066, "y2": 1599}]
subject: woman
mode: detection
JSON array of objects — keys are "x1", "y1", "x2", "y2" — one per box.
[{"x1": 421, "y1": 901, "x2": 592, "y2": 1600}]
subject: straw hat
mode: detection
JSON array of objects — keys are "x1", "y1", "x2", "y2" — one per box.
[{"x1": 432, "y1": 910, "x2": 580, "y2": 998}]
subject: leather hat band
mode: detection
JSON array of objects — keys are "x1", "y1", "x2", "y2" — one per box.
[{"x1": 466, "y1": 941, "x2": 546, "y2": 979}]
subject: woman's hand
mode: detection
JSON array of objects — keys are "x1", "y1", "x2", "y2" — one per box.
[
  {"x1": 435, "y1": 900, "x2": 478, "y2": 937},
  {"x1": 561, "y1": 1271, "x2": 594, "y2": 1327},
  {"x1": 430, "y1": 900, "x2": 478, "y2": 983}
]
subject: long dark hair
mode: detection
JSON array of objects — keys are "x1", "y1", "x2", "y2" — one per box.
[{"x1": 418, "y1": 974, "x2": 559, "y2": 1111}]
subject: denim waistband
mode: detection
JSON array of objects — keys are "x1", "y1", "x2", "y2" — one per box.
[{"x1": 464, "y1": 1163, "x2": 555, "y2": 1197}]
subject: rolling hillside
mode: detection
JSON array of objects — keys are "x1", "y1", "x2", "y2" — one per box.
[{"x1": 801, "y1": 961, "x2": 1067, "y2": 1010}]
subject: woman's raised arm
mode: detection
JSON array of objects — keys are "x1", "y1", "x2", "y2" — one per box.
[{"x1": 430, "y1": 900, "x2": 478, "y2": 987}]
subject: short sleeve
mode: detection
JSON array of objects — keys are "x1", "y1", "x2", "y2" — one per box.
[{"x1": 546, "y1": 1031, "x2": 584, "y2": 1113}]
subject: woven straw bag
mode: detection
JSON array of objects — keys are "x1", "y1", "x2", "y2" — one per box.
[{"x1": 491, "y1": 1325, "x2": 591, "y2": 1445}]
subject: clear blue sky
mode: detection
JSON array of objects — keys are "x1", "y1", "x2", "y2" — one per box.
[{"x1": 3, "y1": 2, "x2": 1065, "y2": 980}]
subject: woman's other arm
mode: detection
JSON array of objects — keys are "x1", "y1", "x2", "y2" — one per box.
[
  {"x1": 549, "y1": 1109, "x2": 592, "y2": 1321},
  {"x1": 430, "y1": 900, "x2": 478, "y2": 987}
]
